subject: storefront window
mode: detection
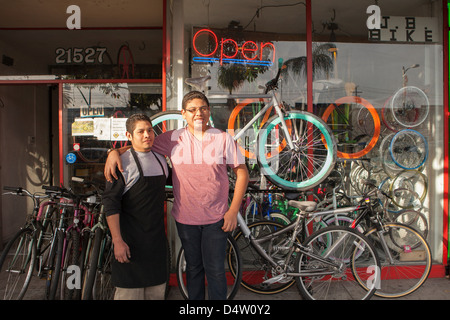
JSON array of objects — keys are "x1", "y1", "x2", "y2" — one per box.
[
  {"x1": 62, "y1": 82, "x2": 162, "y2": 186},
  {"x1": 312, "y1": 2, "x2": 444, "y2": 260},
  {"x1": 174, "y1": 1, "x2": 445, "y2": 261},
  {"x1": 179, "y1": 1, "x2": 308, "y2": 132}
]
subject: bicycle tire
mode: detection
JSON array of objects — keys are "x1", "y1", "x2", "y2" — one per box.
[
  {"x1": 0, "y1": 228, "x2": 36, "y2": 300},
  {"x1": 36, "y1": 206, "x2": 59, "y2": 274},
  {"x1": 393, "y1": 209, "x2": 429, "y2": 239},
  {"x1": 389, "y1": 129, "x2": 428, "y2": 170},
  {"x1": 76, "y1": 229, "x2": 90, "y2": 299},
  {"x1": 46, "y1": 229, "x2": 65, "y2": 300},
  {"x1": 150, "y1": 111, "x2": 186, "y2": 135},
  {"x1": 232, "y1": 220, "x2": 301, "y2": 294},
  {"x1": 390, "y1": 86, "x2": 429, "y2": 128},
  {"x1": 295, "y1": 225, "x2": 380, "y2": 300},
  {"x1": 268, "y1": 212, "x2": 292, "y2": 225},
  {"x1": 176, "y1": 233, "x2": 242, "y2": 300},
  {"x1": 92, "y1": 233, "x2": 115, "y2": 300},
  {"x1": 227, "y1": 98, "x2": 274, "y2": 159},
  {"x1": 62, "y1": 229, "x2": 82, "y2": 300},
  {"x1": 381, "y1": 96, "x2": 400, "y2": 132},
  {"x1": 389, "y1": 169, "x2": 428, "y2": 209},
  {"x1": 81, "y1": 228, "x2": 104, "y2": 300},
  {"x1": 361, "y1": 223, "x2": 432, "y2": 298},
  {"x1": 322, "y1": 96, "x2": 381, "y2": 159},
  {"x1": 257, "y1": 110, "x2": 337, "y2": 191}
]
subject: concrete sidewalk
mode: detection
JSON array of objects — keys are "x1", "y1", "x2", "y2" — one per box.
[
  {"x1": 166, "y1": 276, "x2": 450, "y2": 300},
  {"x1": 9, "y1": 273, "x2": 450, "y2": 300}
]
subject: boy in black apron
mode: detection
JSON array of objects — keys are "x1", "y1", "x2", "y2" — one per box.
[{"x1": 102, "y1": 114, "x2": 169, "y2": 300}]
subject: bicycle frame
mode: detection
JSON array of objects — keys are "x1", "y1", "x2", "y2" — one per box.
[
  {"x1": 236, "y1": 209, "x2": 354, "y2": 281},
  {"x1": 210, "y1": 92, "x2": 295, "y2": 150}
]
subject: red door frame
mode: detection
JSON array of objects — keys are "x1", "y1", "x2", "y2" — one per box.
[{"x1": 443, "y1": 0, "x2": 449, "y2": 270}]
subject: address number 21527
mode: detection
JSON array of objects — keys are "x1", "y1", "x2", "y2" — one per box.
[{"x1": 55, "y1": 47, "x2": 108, "y2": 64}]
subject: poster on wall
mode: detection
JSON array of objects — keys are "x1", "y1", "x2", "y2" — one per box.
[
  {"x1": 72, "y1": 117, "x2": 127, "y2": 141},
  {"x1": 71, "y1": 118, "x2": 94, "y2": 136},
  {"x1": 110, "y1": 118, "x2": 127, "y2": 141},
  {"x1": 93, "y1": 117, "x2": 111, "y2": 140}
]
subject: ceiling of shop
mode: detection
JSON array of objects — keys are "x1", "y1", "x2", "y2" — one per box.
[
  {"x1": 0, "y1": 0, "x2": 163, "y2": 28},
  {"x1": 0, "y1": 0, "x2": 440, "y2": 68},
  {"x1": 183, "y1": 0, "x2": 439, "y2": 40},
  {"x1": 0, "y1": 0, "x2": 437, "y2": 31}
]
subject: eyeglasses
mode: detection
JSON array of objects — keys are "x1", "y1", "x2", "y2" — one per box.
[{"x1": 185, "y1": 106, "x2": 209, "y2": 113}]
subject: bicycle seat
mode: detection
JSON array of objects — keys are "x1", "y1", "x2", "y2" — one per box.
[
  {"x1": 287, "y1": 200, "x2": 317, "y2": 212},
  {"x1": 284, "y1": 192, "x2": 301, "y2": 200},
  {"x1": 185, "y1": 76, "x2": 211, "y2": 91}
]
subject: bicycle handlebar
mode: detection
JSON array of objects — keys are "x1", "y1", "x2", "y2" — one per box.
[
  {"x1": 3, "y1": 186, "x2": 28, "y2": 194},
  {"x1": 3, "y1": 186, "x2": 50, "y2": 209},
  {"x1": 264, "y1": 58, "x2": 286, "y2": 94}
]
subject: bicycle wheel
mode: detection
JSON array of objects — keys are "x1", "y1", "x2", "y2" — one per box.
[
  {"x1": 36, "y1": 206, "x2": 59, "y2": 275},
  {"x1": 295, "y1": 226, "x2": 380, "y2": 300},
  {"x1": 322, "y1": 96, "x2": 381, "y2": 159},
  {"x1": 92, "y1": 233, "x2": 115, "y2": 300},
  {"x1": 81, "y1": 228, "x2": 104, "y2": 300},
  {"x1": 150, "y1": 111, "x2": 186, "y2": 135},
  {"x1": 227, "y1": 98, "x2": 274, "y2": 159},
  {"x1": 268, "y1": 212, "x2": 292, "y2": 225},
  {"x1": 362, "y1": 223, "x2": 432, "y2": 298},
  {"x1": 389, "y1": 129, "x2": 428, "y2": 170},
  {"x1": 389, "y1": 169, "x2": 428, "y2": 209},
  {"x1": 393, "y1": 209, "x2": 429, "y2": 239},
  {"x1": 176, "y1": 233, "x2": 241, "y2": 300},
  {"x1": 60, "y1": 229, "x2": 82, "y2": 300},
  {"x1": 46, "y1": 229, "x2": 65, "y2": 300},
  {"x1": 257, "y1": 111, "x2": 337, "y2": 191},
  {"x1": 232, "y1": 220, "x2": 301, "y2": 294},
  {"x1": 381, "y1": 96, "x2": 400, "y2": 132},
  {"x1": 390, "y1": 86, "x2": 429, "y2": 128},
  {"x1": 0, "y1": 228, "x2": 36, "y2": 300}
]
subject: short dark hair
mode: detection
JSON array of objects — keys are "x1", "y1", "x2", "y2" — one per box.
[
  {"x1": 182, "y1": 91, "x2": 210, "y2": 110},
  {"x1": 126, "y1": 114, "x2": 152, "y2": 134}
]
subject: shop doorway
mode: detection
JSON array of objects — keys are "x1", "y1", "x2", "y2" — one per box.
[{"x1": 0, "y1": 84, "x2": 59, "y2": 245}]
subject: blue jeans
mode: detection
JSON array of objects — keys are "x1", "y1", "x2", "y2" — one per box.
[{"x1": 176, "y1": 219, "x2": 228, "y2": 300}]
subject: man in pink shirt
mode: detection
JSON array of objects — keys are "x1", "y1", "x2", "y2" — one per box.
[{"x1": 104, "y1": 91, "x2": 249, "y2": 300}]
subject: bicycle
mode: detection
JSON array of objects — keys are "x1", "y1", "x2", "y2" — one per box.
[
  {"x1": 230, "y1": 200, "x2": 380, "y2": 300},
  {"x1": 293, "y1": 179, "x2": 432, "y2": 298},
  {"x1": 78, "y1": 178, "x2": 114, "y2": 300},
  {"x1": 381, "y1": 64, "x2": 429, "y2": 131},
  {"x1": 0, "y1": 186, "x2": 65, "y2": 300},
  {"x1": 390, "y1": 65, "x2": 429, "y2": 128},
  {"x1": 151, "y1": 58, "x2": 337, "y2": 191},
  {"x1": 44, "y1": 183, "x2": 103, "y2": 300}
]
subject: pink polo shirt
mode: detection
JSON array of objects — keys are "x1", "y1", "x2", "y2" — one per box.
[{"x1": 152, "y1": 127, "x2": 244, "y2": 225}]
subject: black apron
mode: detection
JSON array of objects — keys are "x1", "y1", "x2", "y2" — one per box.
[{"x1": 111, "y1": 149, "x2": 168, "y2": 288}]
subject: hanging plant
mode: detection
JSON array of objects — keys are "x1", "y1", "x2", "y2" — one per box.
[
  {"x1": 217, "y1": 64, "x2": 268, "y2": 94},
  {"x1": 282, "y1": 42, "x2": 336, "y2": 83}
]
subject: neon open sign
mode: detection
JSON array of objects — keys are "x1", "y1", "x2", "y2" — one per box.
[{"x1": 192, "y1": 29, "x2": 276, "y2": 66}]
